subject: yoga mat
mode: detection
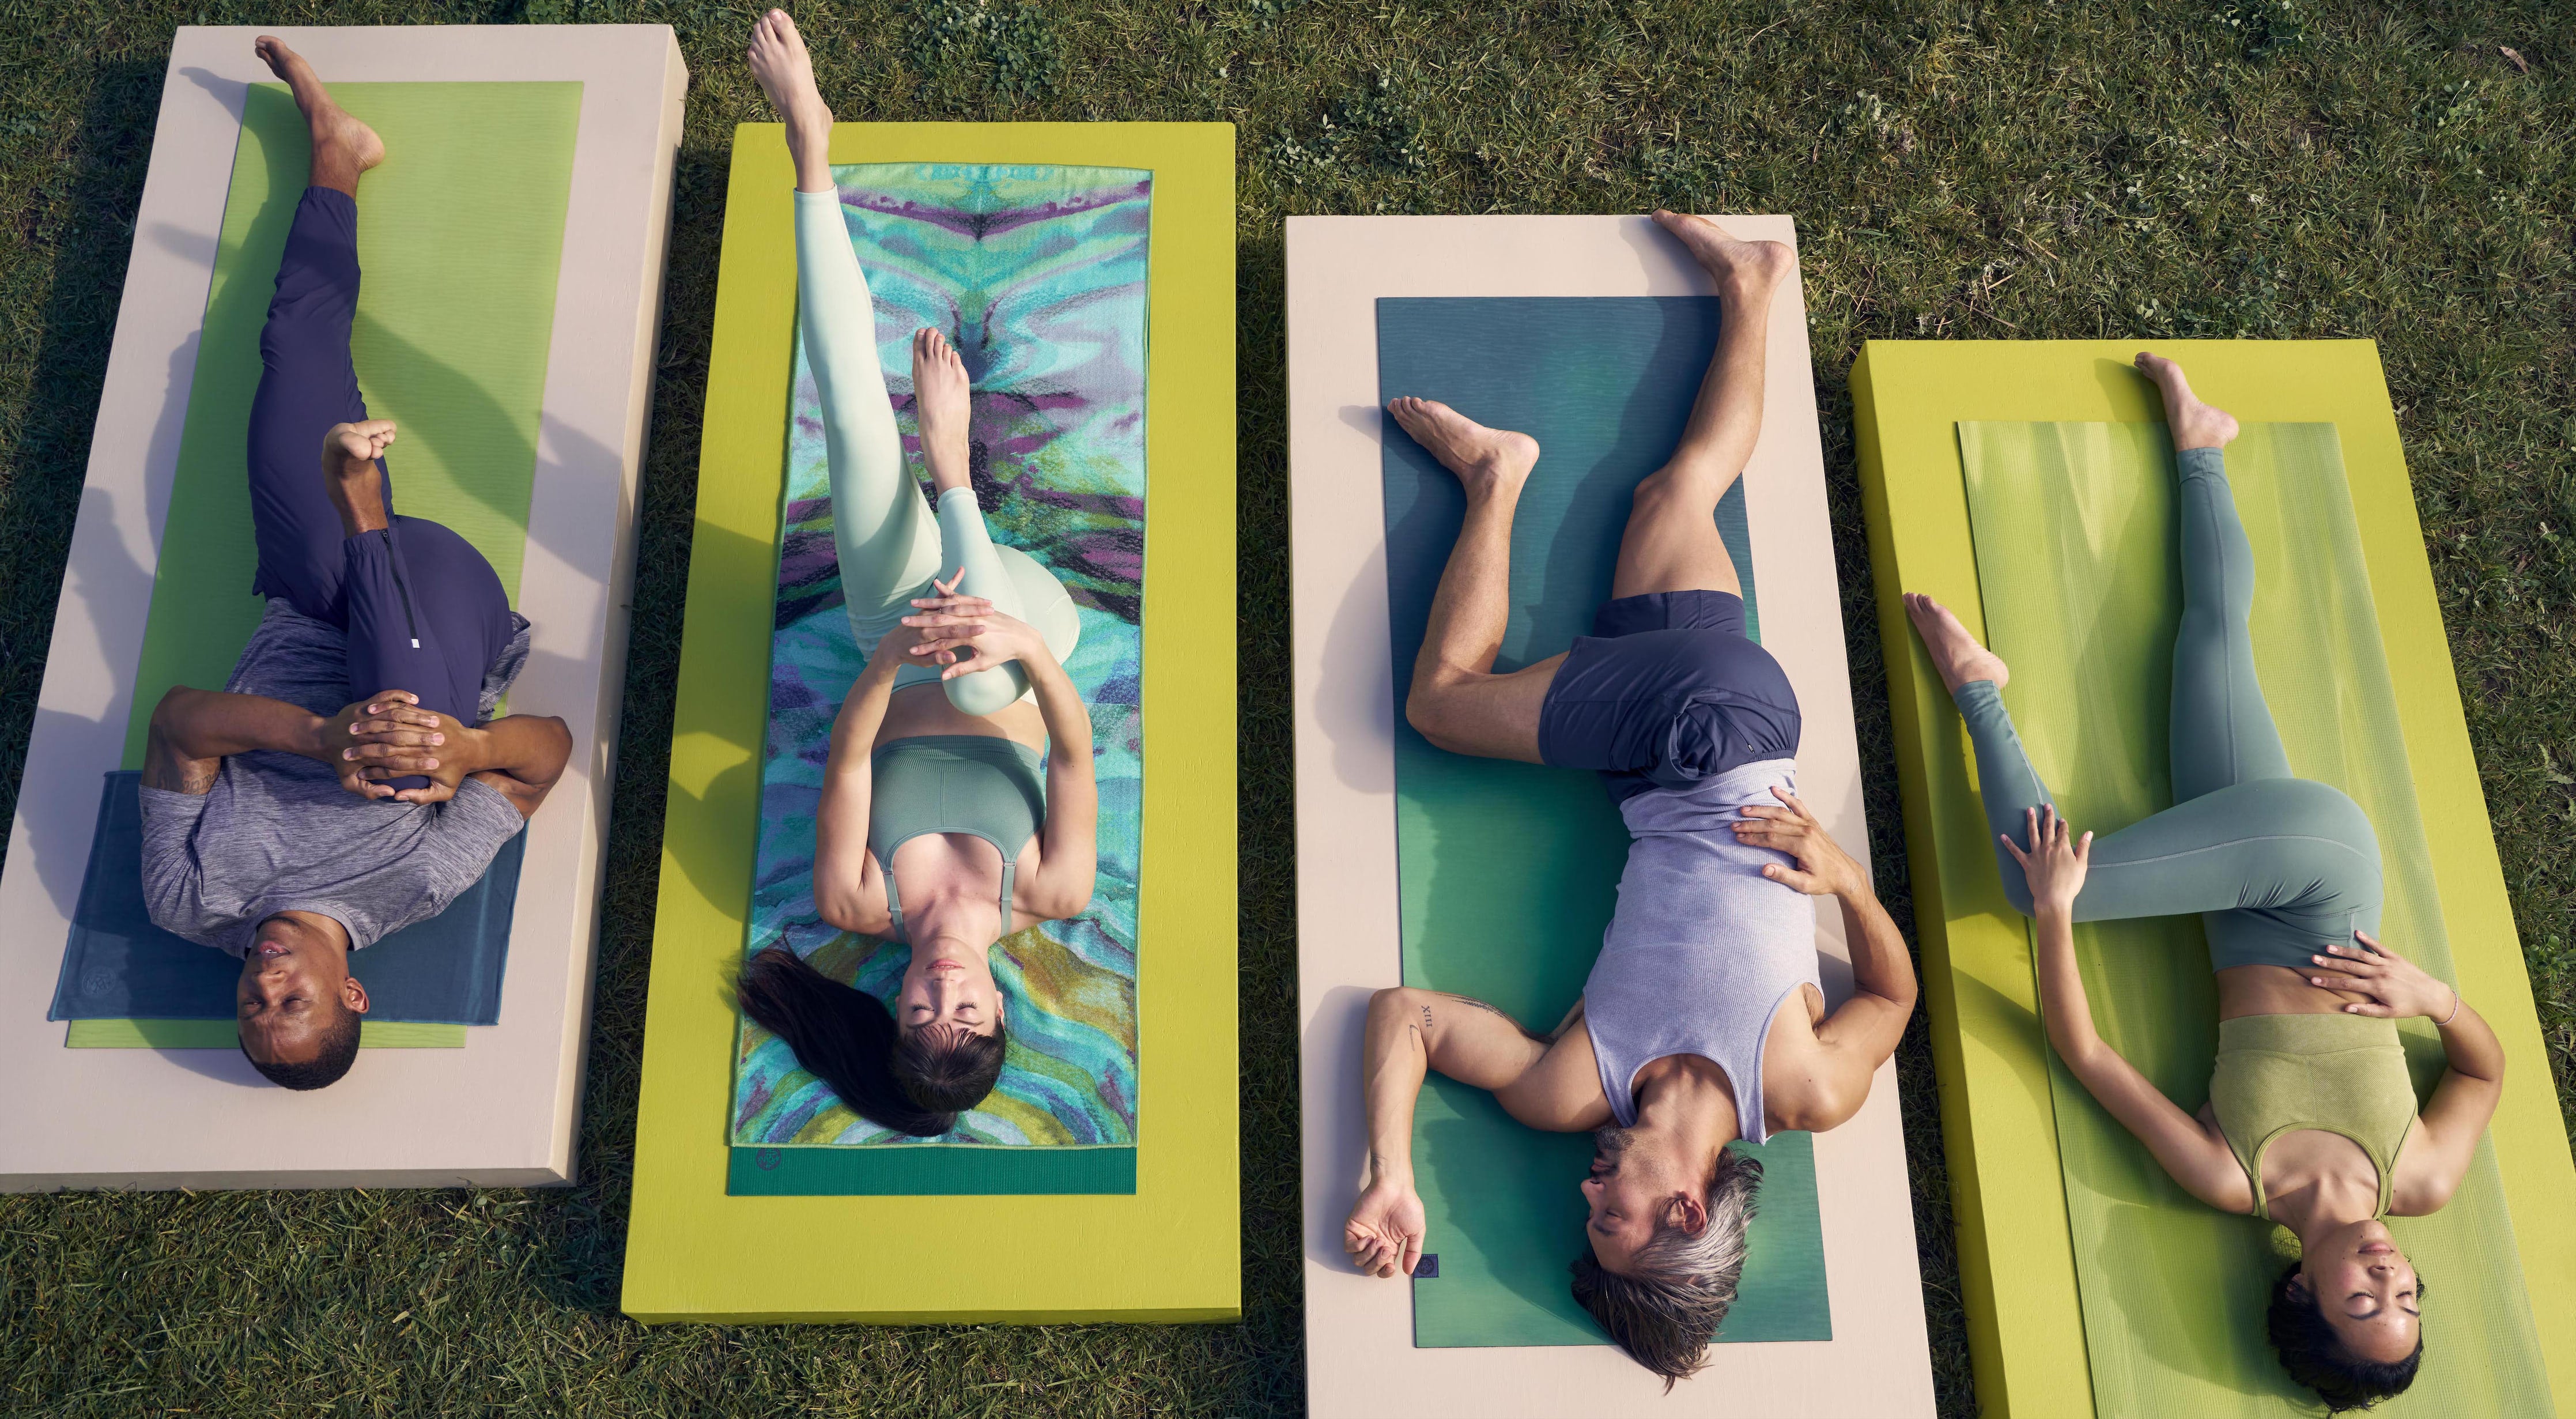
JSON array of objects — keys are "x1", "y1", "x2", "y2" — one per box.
[
  {"x1": 1377, "y1": 296, "x2": 1826, "y2": 1348},
  {"x1": 51, "y1": 771, "x2": 522, "y2": 1028},
  {"x1": 727, "y1": 1142, "x2": 1134, "y2": 1196},
  {"x1": 1959, "y1": 420, "x2": 2551, "y2": 1417},
  {"x1": 119, "y1": 80, "x2": 579, "y2": 768},
  {"x1": 66, "y1": 1020, "x2": 465, "y2": 1049},
  {"x1": 727, "y1": 164, "x2": 1147, "y2": 1186},
  {"x1": 621, "y1": 120, "x2": 1235, "y2": 1324}
]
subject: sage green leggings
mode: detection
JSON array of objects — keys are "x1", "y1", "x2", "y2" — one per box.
[
  {"x1": 795, "y1": 188, "x2": 1079, "y2": 716},
  {"x1": 1952, "y1": 446, "x2": 2385, "y2": 973}
]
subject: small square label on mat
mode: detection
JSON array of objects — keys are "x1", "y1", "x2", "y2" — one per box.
[{"x1": 1412, "y1": 1254, "x2": 1438, "y2": 1279}]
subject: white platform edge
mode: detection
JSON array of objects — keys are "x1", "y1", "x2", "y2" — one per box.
[
  {"x1": 0, "y1": 24, "x2": 686, "y2": 1190},
  {"x1": 1287, "y1": 215, "x2": 1935, "y2": 1416}
]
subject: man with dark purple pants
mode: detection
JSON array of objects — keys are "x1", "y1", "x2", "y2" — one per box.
[{"x1": 137, "y1": 36, "x2": 574, "y2": 1091}]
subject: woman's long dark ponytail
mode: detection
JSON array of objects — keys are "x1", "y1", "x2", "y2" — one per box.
[{"x1": 736, "y1": 945, "x2": 1006, "y2": 1138}]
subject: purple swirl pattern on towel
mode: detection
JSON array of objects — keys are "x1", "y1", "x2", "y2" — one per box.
[{"x1": 732, "y1": 164, "x2": 1149, "y2": 1148}]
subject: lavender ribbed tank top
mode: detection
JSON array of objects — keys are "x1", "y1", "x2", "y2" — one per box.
[{"x1": 1582, "y1": 758, "x2": 1819, "y2": 1145}]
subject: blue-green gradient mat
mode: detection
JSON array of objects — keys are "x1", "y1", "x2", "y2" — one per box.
[{"x1": 1376, "y1": 296, "x2": 1827, "y2": 1348}]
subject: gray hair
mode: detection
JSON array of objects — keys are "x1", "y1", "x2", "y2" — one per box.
[{"x1": 1569, "y1": 1141, "x2": 1765, "y2": 1387}]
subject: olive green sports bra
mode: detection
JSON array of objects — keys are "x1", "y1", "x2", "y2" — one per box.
[
  {"x1": 867, "y1": 734, "x2": 1048, "y2": 938},
  {"x1": 2208, "y1": 1012, "x2": 2418, "y2": 1221}
]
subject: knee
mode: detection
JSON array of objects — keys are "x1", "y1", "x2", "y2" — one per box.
[
  {"x1": 945, "y1": 663, "x2": 1028, "y2": 718},
  {"x1": 1368, "y1": 987, "x2": 1426, "y2": 1025}
]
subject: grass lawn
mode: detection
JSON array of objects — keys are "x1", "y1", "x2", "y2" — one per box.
[{"x1": 1, "y1": 1, "x2": 2569, "y2": 1414}]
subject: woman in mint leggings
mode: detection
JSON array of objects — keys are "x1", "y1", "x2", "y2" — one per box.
[
  {"x1": 730, "y1": 10, "x2": 1098, "y2": 1138},
  {"x1": 1907, "y1": 353, "x2": 2506, "y2": 1414}
]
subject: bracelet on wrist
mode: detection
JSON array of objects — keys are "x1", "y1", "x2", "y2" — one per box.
[{"x1": 2437, "y1": 988, "x2": 2462, "y2": 1027}]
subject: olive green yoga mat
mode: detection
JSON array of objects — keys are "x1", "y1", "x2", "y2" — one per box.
[
  {"x1": 119, "y1": 79, "x2": 580, "y2": 768},
  {"x1": 1959, "y1": 420, "x2": 2552, "y2": 1417},
  {"x1": 1378, "y1": 296, "x2": 1826, "y2": 1349}
]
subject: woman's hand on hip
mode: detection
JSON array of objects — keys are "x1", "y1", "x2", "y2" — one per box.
[
  {"x1": 2310, "y1": 930, "x2": 2458, "y2": 1021},
  {"x1": 1733, "y1": 784, "x2": 1867, "y2": 897},
  {"x1": 2001, "y1": 805, "x2": 2091, "y2": 915}
]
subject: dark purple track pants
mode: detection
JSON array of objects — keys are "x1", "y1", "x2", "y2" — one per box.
[{"x1": 248, "y1": 187, "x2": 516, "y2": 786}]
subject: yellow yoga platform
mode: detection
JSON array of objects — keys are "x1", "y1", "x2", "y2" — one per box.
[
  {"x1": 1854, "y1": 339, "x2": 2576, "y2": 1417},
  {"x1": 620, "y1": 122, "x2": 1240, "y2": 1324}
]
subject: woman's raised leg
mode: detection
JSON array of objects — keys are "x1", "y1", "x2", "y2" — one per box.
[
  {"x1": 753, "y1": 10, "x2": 941, "y2": 657},
  {"x1": 2136, "y1": 352, "x2": 2291, "y2": 801}
]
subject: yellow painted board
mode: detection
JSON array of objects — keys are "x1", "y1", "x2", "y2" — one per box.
[
  {"x1": 1850, "y1": 339, "x2": 2576, "y2": 1418},
  {"x1": 621, "y1": 123, "x2": 1237, "y2": 1324}
]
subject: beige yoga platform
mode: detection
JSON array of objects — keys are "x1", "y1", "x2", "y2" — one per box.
[
  {"x1": 1289, "y1": 216, "x2": 1935, "y2": 1415},
  {"x1": 0, "y1": 25, "x2": 685, "y2": 1190}
]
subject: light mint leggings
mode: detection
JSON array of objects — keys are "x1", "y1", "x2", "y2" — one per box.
[
  {"x1": 1952, "y1": 446, "x2": 2385, "y2": 972},
  {"x1": 794, "y1": 188, "x2": 1079, "y2": 715}
]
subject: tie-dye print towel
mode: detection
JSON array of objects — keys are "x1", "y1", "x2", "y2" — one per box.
[{"x1": 731, "y1": 164, "x2": 1150, "y2": 1148}]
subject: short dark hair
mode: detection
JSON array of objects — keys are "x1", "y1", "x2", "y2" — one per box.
[
  {"x1": 1570, "y1": 1146, "x2": 1765, "y2": 1388},
  {"x1": 736, "y1": 945, "x2": 1007, "y2": 1137},
  {"x1": 2267, "y1": 1261, "x2": 2424, "y2": 1412},
  {"x1": 240, "y1": 1003, "x2": 362, "y2": 1090}
]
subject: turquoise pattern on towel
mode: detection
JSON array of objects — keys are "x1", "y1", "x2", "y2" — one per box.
[{"x1": 731, "y1": 164, "x2": 1149, "y2": 1148}]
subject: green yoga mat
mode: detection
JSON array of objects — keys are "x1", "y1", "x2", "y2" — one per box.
[
  {"x1": 66, "y1": 1019, "x2": 464, "y2": 1049},
  {"x1": 119, "y1": 79, "x2": 580, "y2": 769},
  {"x1": 1960, "y1": 420, "x2": 2552, "y2": 1417},
  {"x1": 1378, "y1": 296, "x2": 1826, "y2": 1349}
]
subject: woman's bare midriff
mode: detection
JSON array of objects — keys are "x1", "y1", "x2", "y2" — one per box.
[
  {"x1": 2215, "y1": 963, "x2": 2375, "y2": 1020},
  {"x1": 874, "y1": 680, "x2": 1048, "y2": 753}
]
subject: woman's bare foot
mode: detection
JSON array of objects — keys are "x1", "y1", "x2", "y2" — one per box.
[
  {"x1": 256, "y1": 36, "x2": 383, "y2": 193},
  {"x1": 2133, "y1": 352, "x2": 2240, "y2": 452},
  {"x1": 746, "y1": 9, "x2": 835, "y2": 191},
  {"x1": 1903, "y1": 592, "x2": 2010, "y2": 694},
  {"x1": 1652, "y1": 210, "x2": 1794, "y2": 301},
  {"x1": 913, "y1": 327, "x2": 973, "y2": 492},
  {"x1": 1385, "y1": 397, "x2": 1538, "y2": 503},
  {"x1": 321, "y1": 420, "x2": 396, "y2": 536}
]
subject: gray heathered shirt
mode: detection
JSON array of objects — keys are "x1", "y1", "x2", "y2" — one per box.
[
  {"x1": 138, "y1": 598, "x2": 532, "y2": 957},
  {"x1": 1581, "y1": 758, "x2": 1821, "y2": 1145}
]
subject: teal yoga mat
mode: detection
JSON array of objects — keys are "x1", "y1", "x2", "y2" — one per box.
[{"x1": 1376, "y1": 296, "x2": 1827, "y2": 1348}]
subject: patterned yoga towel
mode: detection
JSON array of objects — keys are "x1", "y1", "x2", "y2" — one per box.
[{"x1": 730, "y1": 164, "x2": 1150, "y2": 1148}]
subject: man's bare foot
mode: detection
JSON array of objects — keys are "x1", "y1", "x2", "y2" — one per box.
[
  {"x1": 746, "y1": 9, "x2": 834, "y2": 189},
  {"x1": 255, "y1": 36, "x2": 383, "y2": 187},
  {"x1": 1903, "y1": 592, "x2": 2010, "y2": 694},
  {"x1": 1386, "y1": 397, "x2": 1538, "y2": 501},
  {"x1": 913, "y1": 327, "x2": 972, "y2": 490},
  {"x1": 1652, "y1": 210, "x2": 1794, "y2": 300},
  {"x1": 322, "y1": 420, "x2": 395, "y2": 537},
  {"x1": 2133, "y1": 352, "x2": 2240, "y2": 452}
]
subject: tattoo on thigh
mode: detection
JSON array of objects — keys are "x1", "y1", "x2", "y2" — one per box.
[{"x1": 1434, "y1": 991, "x2": 1545, "y2": 1042}]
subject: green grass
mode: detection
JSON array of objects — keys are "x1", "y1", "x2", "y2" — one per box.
[{"x1": 0, "y1": 1, "x2": 2569, "y2": 1414}]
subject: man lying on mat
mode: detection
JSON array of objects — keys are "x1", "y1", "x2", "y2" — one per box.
[
  {"x1": 729, "y1": 11, "x2": 1098, "y2": 1138},
  {"x1": 137, "y1": 39, "x2": 572, "y2": 1092},
  {"x1": 1905, "y1": 353, "x2": 2503, "y2": 1413},
  {"x1": 1344, "y1": 214, "x2": 1917, "y2": 1384}
]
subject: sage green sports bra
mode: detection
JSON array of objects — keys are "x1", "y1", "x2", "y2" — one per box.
[
  {"x1": 867, "y1": 734, "x2": 1048, "y2": 938},
  {"x1": 2208, "y1": 1012, "x2": 2418, "y2": 1221}
]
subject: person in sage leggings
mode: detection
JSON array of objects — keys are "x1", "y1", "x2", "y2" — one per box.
[
  {"x1": 1905, "y1": 352, "x2": 2506, "y2": 1414},
  {"x1": 730, "y1": 9, "x2": 1098, "y2": 1138}
]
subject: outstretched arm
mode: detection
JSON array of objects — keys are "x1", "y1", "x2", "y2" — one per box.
[
  {"x1": 2014, "y1": 807, "x2": 2251, "y2": 1212},
  {"x1": 2312, "y1": 931, "x2": 2503, "y2": 1214},
  {"x1": 1346, "y1": 987, "x2": 1608, "y2": 1278},
  {"x1": 1730, "y1": 786, "x2": 1917, "y2": 1131},
  {"x1": 147, "y1": 685, "x2": 454, "y2": 802}
]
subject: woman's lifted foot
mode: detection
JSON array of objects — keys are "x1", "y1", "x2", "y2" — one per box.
[
  {"x1": 321, "y1": 420, "x2": 396, "y2": 537},
  {"x1": 747, "y1": 9, "x2": 835, "y2": 191},
  {"x1": 1652, "y1": 210, "x2": 1795, "y2": 301},
  {"x1": 913, "y1": 327, "x2": 973, "y2": 492},
  {"x1": 2134, "y1": 351, "x2": 2240, "y2": 452},
  {"x1": 1385, "y1": 397, "x2": 1538, "y2": 503},
  {"x1": 256, "y1": 36, "x2": 383, "y2": 194},
  {"x1": 1903, "y1": 592, "x2": 2011, "y2": 694}
]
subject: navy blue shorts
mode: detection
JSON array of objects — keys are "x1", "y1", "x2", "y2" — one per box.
[{"x1": 1535, "y1": 590, "x2": 1801, "y2": 803}]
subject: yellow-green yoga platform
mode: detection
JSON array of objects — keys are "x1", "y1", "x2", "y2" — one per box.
[
  {"x1": 1853, "y1": 339, "x2": 2576, "y2": 1417},
  {"x1": 619, "y1": 122, "x2": 1237, "y2": 1324}
]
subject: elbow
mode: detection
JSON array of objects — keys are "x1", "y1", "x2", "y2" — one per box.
[{"x1": 147, "y1": 686, "x2": 197, "y2": 744}]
